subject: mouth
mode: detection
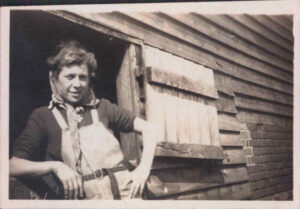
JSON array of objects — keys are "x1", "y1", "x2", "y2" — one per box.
[{"x1": 69, "y1": 92, "x2": 81, "y2": 97}]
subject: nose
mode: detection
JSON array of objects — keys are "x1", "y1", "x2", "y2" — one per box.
[{"x1": 72, "y1": 77, "x2": 81, "y2": 88}]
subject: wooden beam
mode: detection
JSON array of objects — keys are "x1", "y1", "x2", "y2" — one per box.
[
  {"x1": 246, "y1": 123, "x2": 292, "y2": 133},
  {"x1": 251, "y1": 182, "x2": 292, "y2": 200},
  {"x1": 248, "y1": 168, "x2": 293, "y2": 182},
  {"x1": 231, "y1": 15, "x2": 293, "y2": 52},
  {"x1": 172, "y1": 13, "x2": 293, "y2": 73},
  {"x1": 222, "y1": 149, "x2": 247, "y2": 165},
  {"x1": 247, "y1": 161, "x2": 293, "y2": 174},
  {"x1": 155, "y1": 142, "x2": 224, "y2": 160},
  {"x1": 219, "y1": 133, "x2": 243, "y2": 147},
  {"x1": 214, "y1": 73, "x2": 293, "y2": 106},
  {"x1": 235, "y1": 95, "x2": 293, "y2": 117},
  {"x1": 253, "y1": 147, "x2": 293, "y2": 155},
  {"x1": 147, "y1": 166, "x2": 249, "y2": 198},
  {"x1": 249, "y1": 139, "x2": 293, "y2": 148},
  {"x1": 125, "y1": 12, "x2": 293, "y2": 85},
  {"x1": 146, "y1": 67, "x2": 218, "y2": 99},
  {"x1": 202, "y1": 14, "x2": 293, "y2": 62},
  {"x1": 252, "y1": 154, "x2": 292, "y2": 164},
  {"x1": 175, "y1": 182, "x2": 252, "y2": 200},
  {"x1": 216, "y1": 94, "x2": 238, "y2": 114},
  {"x1": 250, "y1": 175, "x2": 292, "y2": 191}
]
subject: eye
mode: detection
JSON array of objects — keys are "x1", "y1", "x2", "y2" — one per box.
[
  {"x1": 64, "y1": 74, "x2": 76, "y2": 80},
  {"x1": 79, "y1": 75, "x2": 88, "y2": 81}
]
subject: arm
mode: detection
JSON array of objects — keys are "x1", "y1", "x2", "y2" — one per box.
[
  {"x1": 9, "y1": 157, "x2": 83, "y2": 199},
  {"x1": 123, "y1": 117, "x2": 158, "y2": 198}
]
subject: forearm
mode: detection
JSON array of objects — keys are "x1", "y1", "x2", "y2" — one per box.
[
  {"x1": 139, "y1": 128, "x2": 157, "y2": 170},
  {"x1": 9, "y1": 157, "x2": 61, "y2": 178}
]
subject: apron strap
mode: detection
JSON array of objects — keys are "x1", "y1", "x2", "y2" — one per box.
[
  {"x1": 103, "y1": 168, "x2": 121, "y2": 200},
  {"x1": 91, "y1": 109, "x2": 99, "y2": 124},
  {"x1": 52, "y1": 107, "x2": 68, "y2": 130}
]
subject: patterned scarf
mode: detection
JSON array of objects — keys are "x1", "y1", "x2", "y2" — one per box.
[{"x1": 48, "y1": 74, "x2": 99, "y2": 173}]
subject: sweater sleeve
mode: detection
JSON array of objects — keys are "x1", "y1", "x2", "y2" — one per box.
[
  {"x1": 103, "y1": 99, "x2": 136, "y2": 133},
  {"x1": 12, "y1": 108, "x2": 46, "y2": 161}
]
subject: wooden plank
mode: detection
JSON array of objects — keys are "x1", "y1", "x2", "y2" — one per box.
[
  {"x1": 268, "y1": 15, "x2": 293, "y2": 32},
  {"x1": 247, "y1": 161, "x2": 293, "y2": 174},
  {"x1": 207, "y1": 105, "x2": 220, "y2": 146},
  {"x1": 214, "y1": 73, "x2": 293, "y2": 105},
  {"x1": 199, "y1": 103, "x2": 211, "y2": 145},
  {"x1": 249, "y1": 139, "x2": 293, "y2": 148},
  {"x1": 146, "y1": 67, "x2": 219, "y2": 99},
  {"x1": 222, "y1": 149, "x2": 247, "y2": 164},
  {"x1": 73, "y1": 11, "x2": 294, "y2": 91},
  {"x1": 253, "y1": 147, "x2": 292, "y2": 155},
  {"x1": 248, "y1": 168, "x2": 293, "y2": 182},
  {"x1": 218, "y1": 113, "x2": 242, "y2": 132},
  {"x1": 252, "y1": 15, "x2": 293, "y2": 43},
  {"x1": 252, "y1": 154, "x2": 292, "y2": 164},
  {"x1": 172, "y1": 13, "x2": 293, "y2": 73},
  {"x1": 237, "y1": 111, "x2": 292, "y2": 126},
  {"x1": 155, "y1": 142, "x2": 224, "y2": 159},
  {"x1": 188, "y1": 99, "x2": 202, "y2": 144},
  {"x1": 246, "y1": 123, "x2": 293, "y2": 133},
  {"x1": 250, "y1": 175, "x2": 292, "y2": 191},
  {"x1": 46, "y1": 11, "x2": 142, "y2": 45},
  {"x1": 235, "y1": 95, "x2": 293, "y2": 117},
  {"x1": 216, "y1": 94, "x2": 238, "y2": 114},
  {"x1": 219, "y1": 133, "x2": 243, "y2": 147},
  {"x1": 251, "y1": 182, "x2": 292, "y2": 200},
  {"x1": 250, "y1": 131, "x2": 293, "y2": 140},
  {"x1": 147, "y1": 166, "x2": 249, "y2": 198},
  {"x1": 126, "y1": 12, "x2": 293, "y2": 85},
  {"x1": 231, "y1": 15, "x2": 293, "y2": 52},
  {"x1": 259, "y1": 190, "x2": 292, "y2": 200},
  {"x1": 202, "y1": 14, "x2": 293, "y2": 62},
  {"x1": 116, "y1": 46, "x2": 137, "y2": 160},
  {"x1": 175, "y1": 182, "x2": 252, "y2": 200},
  {"x1": 144, "y1": 44, "x2": 215, "y2": 87}
]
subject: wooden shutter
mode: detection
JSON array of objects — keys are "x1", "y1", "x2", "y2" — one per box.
[{"x1": 144, "y1": 46, "x2": 224, "y2": 160}]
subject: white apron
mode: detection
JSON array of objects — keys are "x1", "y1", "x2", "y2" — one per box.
[{"x1": 51, "y1": 107, "x2": 135, "y2": 199}]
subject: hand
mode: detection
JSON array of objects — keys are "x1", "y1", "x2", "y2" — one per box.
[
  {"x1": 52, "y1": 162, "x2": 83, "y2": 199},
  {"x1": 122, "y1": 166, "x2": 151, "y2": 198}
]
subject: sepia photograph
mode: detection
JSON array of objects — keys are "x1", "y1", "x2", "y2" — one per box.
[{"x1": 0, "y1": 1, "x2": 299, "y2": 208}]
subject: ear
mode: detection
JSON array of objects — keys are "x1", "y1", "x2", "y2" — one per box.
[{"x1": 49, "y1": 71, "x2": 57, "y2": 82}]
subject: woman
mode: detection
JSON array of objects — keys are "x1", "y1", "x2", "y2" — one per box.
[{"x1": 9, "y1": 40, "x2": 157, "y2": 200}]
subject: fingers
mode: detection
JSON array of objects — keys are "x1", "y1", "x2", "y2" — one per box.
[{"x1": 76, "y1": 175, "x2": 84, "y2": 199}]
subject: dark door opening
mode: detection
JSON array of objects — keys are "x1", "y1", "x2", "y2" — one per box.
[{"x1": 9, "y1": 10, "x2": 129, "y2": 157}]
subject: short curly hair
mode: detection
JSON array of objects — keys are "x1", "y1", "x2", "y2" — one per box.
[{"x1": 47, "y1": 40, "x2": 97, "y2": 78}]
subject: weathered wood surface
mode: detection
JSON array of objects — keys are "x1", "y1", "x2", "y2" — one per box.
[
  {"x1": 214, "y1": 73, "x2": 293, "y2": 105},
  {"x1": 155, "y1": 142, "x2": 224, "y2": 160},
  {"x1": 235, "y1": 95, "x2": 293, "y2": 117},
  {"x1": 216, "y1": 93, "x2": 238, "y2": 114},
  {"x1": 247, "y1": 161, "x2": 293, "y2": 174},
  {"x1": 237, "y1": 111, "x2": 292, "y2": 126},
  {"x1": 202, "y1": 14, "x2": 293, "y2": 62},
  {"x1": 251, "y1": 182, "x2": 292, "y2": 200},
  {"x1": 246, "y1": 123, "x2": 293, "y2": 133},
  {"x1": 124, "y1": 12, "x2": 293, "y2": 84},
  {"x1": 146, "y1": 67, "x2": 218, "y2": 99},
  {"x1": 249, "y1": 139, "x2": 292, "y2": 148},
  {"x1": 230, "y1": 15, "x2": 293, "y2": 52},
  {"x1": 116, "y1": 45, "x2": 138, "y2": 160},
  {"x1": 248, "y1": 167, "x2": 292, "y2": 182},
  {"x1": 252, "y1": 154, "x2": 292, "y2": 164},
  {"x1": 250, "y1": 131, "x2": 293, "y2": 140},
  {"x1": 251, "y1": 15, "x2": 294, "y2": 43},
  {"x1": 252, "y1": 147, "x2": 292, "y2": 155},
  {"x1": 147, "y1": 166, "x2": 248, "y2": 198},
  {"x1": 174, "y1": 182, "x2": 252, "y2": 200},
  {"x1": 219, "y1": 133, "x2": 243, "y2": 147},
  {"x1": 250, "y1": 175, "x2": 292, "y2": 191},
  {"x1": 222, "y1": 149, "x2": 247, "y2": 165},
  {"x1": 171, "y1": 13, "x2": 293, "y2": 73},
  {"x1": 218, "y1": 113, "x2": 242, "y2": 132},
  {"x1": 268, "y1": 15, "x2": 293, "y2": 32},
  {"x1": 259, "y1": 190, "x2": 292, "y2": 200}
]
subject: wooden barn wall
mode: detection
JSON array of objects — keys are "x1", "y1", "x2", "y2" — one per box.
[{"x1": 51, "y1": 11, "x2": 294, "y2": 200}]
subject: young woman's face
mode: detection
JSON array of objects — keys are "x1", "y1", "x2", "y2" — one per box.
[{"x1": 54, "y1": 64, "x2": 90, "y2": 105}]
